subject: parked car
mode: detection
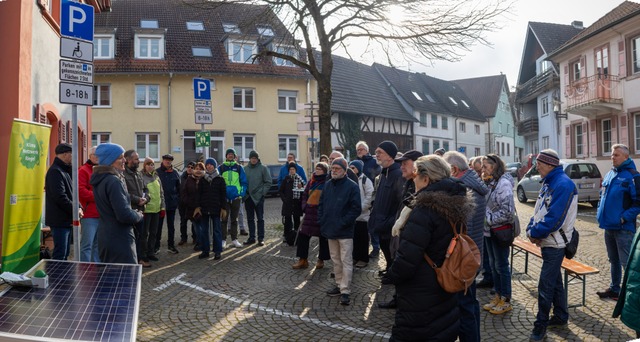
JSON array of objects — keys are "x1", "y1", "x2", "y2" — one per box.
[
  {"x1": 516, "y1": 160, "x2": 602, "y2": 208},
  {"x1": 266, "y1": 164, "x2": 281, "y2": 197},
  {"x1": 506, "y1": 162, "x2": 522, "y2": 180}
]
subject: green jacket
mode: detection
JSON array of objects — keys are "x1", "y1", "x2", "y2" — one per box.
[
  {"x1": 613, "y1": 230, "x2": 640, "y2": 332},
  {"x1": 141, "y1": 171, "x2": 165, "y2": 213},
  {"x1": 244, "y1": 161, "x2": 271, "y2": 204}
]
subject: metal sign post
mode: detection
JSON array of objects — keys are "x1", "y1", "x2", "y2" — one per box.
[{"x1": 193, "y1": 78, "x2": 212, "y2": 152}]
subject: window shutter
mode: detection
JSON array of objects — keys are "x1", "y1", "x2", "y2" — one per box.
[
  {"x1": 589, "y1": 119, "x2": 597, "y2": 157},
  {"x1": 564, "y1": 65, "x2": 570, "y2": 94},
  {"x1": 67, "y1": 121, "x2": 73, "y2": 144},
  {"x1": 619, "y1": 41, "x2": 626, "y2": 77},
  {"x1": 619, "y1": 115, "x2": 628, "y2": 146},
  {"x1": 565, "y1": 125, "x2": 572, "y2": 158},
  {"x1": 59, "y1": 122, "x2": 66, "y2": 143},
  {"x1": 581, "y1": 55, "x2": 587, "y2": 79}
]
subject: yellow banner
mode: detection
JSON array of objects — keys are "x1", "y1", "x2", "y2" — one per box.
[{"x1": 2, "y1": 119, "x2": 51, "y2": 273}]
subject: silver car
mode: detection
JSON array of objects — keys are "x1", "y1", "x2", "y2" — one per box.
[{"x1": 516, "y1": 160, "x2": 602, "y2": 207}]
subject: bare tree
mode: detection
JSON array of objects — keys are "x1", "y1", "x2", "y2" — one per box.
[{"x1": 190, "y1": 0, "x2": 512, "y2": 155}]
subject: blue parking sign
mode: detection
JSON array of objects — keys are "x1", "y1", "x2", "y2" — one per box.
[
  {"x1": 61, "y1": 0, "x2": 94, "y2": 42},
  {"x1": 193, "y1": 78, "x2": 211, "y2": 100}
]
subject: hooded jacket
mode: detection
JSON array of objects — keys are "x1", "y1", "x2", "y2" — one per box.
[
  {"x1": 91, "y1": 166, "x2": 142, "y2": 264},
  {"x1": 458, "y1": 169, "x2": 489, "y2": 255},
  {"x1": 526, "y1": 166, "x2": 577, "y2": 248},
  {"x1": 45, "y1": 157, "x2": 74, "y2": 227},
  {"x1": 244, "y1": 160, "x2": 272, "y2": 204},
  {"x1": 218, "y1": 160, "x2": 248, "y2": 201},
  {"x1": 386, "y1": 177, "x2": 472, "y2": 341},
  {"x1": 78, "y1": 160, "x2": 98, "y2": 219},
  {"x1": 597, "y1": 158, "x2": 640, "y2": 232}
]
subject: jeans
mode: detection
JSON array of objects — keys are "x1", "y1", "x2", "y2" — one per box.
[
  {"x1": 534, "y1": 247, "x2": 568, "y2": 329},
  {"x1": 156, "y1": 208, "x2": 177, "y2": 249},
  {"x1": 458, "y1": 281, "x2": 480, "y2": 342},
  {"x1": 486, "y1": 236, "x2": 511, "y2": 298},
  {"x1": 199, "y1": 214, "x2": 222, "y2": 255},
  {"x1": 481, "y1": 236, "x2": 493, "y2": 283},
  {"x1": 369, "y1": 226, "x2": 380, "y2": 251},
  {"x1": 179, "y1": 205, "x2": 196, "y2": 242},
  {"x1": 134, "y1": 220, "x2": 145, "y2": 261},
  {"x1": 51, "y1": 226, "x2": 72, "y2": 260},
  {"x1": 245, "y1": 197, "x2": 265, "y2": 241},
  {"x1": 604, "y1": 229, "x2": 635, "y2": 293},
  {"x1": 80, "y1": 218, "x2": 100, "y2": 262},
  {"x1": 222, "y1": 198, "x2": 241, "y2": 240}
]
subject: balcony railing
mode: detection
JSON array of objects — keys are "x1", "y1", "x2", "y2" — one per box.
[
  {"x1": 565, "y1": 75, "x2": 622, "y2": 114},
  {"x1": 516, "y1": 69, "x2": 560, "y2": 103},
  {"x1": 517, "y1": 116, "x2": 538, "y2": 135}
]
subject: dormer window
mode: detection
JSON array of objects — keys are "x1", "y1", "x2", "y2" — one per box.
[
  {"x1": 192, "y1": 46, "x2": 212, "y2": 57},
  {"x1": 257, "y1": 25, "x2": 274, "y2": 36},
  {"x1": 186, "y1": 21, "x2": 204, "y2": 31},
  {"x1": 140, "y1": 20, "x2": 159, "y2": 29},
  {"x1": 223, "y1": 23, "x2": 241, "y2": 34},
  {"x1": 94, "y1": 34, "x2": 115, "y2": 59},
  {"x1": 274, "y1": 45, "x2": 296, "y2": 66},
  {"x1": 227, "y1": 39, "x2": 256, "y2": 63},
  {"x1": 135, "y1": 34, "x2": 165, "y2": 59}
]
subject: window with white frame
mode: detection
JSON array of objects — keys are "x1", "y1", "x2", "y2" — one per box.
[
  {"x1": 542, "y1": 97, "x2": 549, "y2": 116},
  {"x1": 257, "y1": 25, "x2": 274, "y2": 36},
  {"x1": 94, "y1": 35, "x2": 114, "y2": 59},
  {"x1": 635, "y1": 113, "x2": 640, "y2": 153},
  {"x1": 91, "y1": 133, "x2": 111, "y2": 146},
  {"x1": 93, "y1": 84, "x2": 111, "y2": 107},
  {"x1": 233, "y1": 88, "x2": 255, "y2": 110},
  {"x1": 442, "y1": 117, "x2": 448, "y2": 130},
  {"x1": 234, "y1": 135, "x2": 255, "y2": 161},
  {"x1": 475, "y1": 147, "x2": 481, "y2": 156},
  {"x1": 419, "y1": 113, "x2": 427, "y2": 127},
  {"x1": 135, "y1": 85, "x2": 159, "y2": 108},
  {"x1": 602, "y1": 119, "x2": 612, "y2": 154},
  {"x1": 227, "y1": 39, "x2": 256, "y2": 63},
  {"x1": 274, "y1": 45, "x2": 296, "y2": 66},
  {"x1": 571, "y1": 59, "x2": 582, "y2": 82},
  {"x1": 459, "y1": 122, "x2": 466, "y2": 132},
  {"x1": 140, "y1": 20, "x2": 158, "y2": 29},
  {"x1": 136, "y1": 133, "x2": 159, "y2": 160},
  {"x1": 278, "y1": 90, "x2": 297, "y2": 112},
  {"x1": 278, "y1": 136, "x2": 298, "y2": 160},
  {"x1": 192, "y1": 46, "x2": 212, "y2": 57},
  {"x1": 542, "y1": 136, "x2": 549, "y2": 149},
  {"x1": 475, "y1": 124, "x2": 480, "y2": 135},
  {"x1": 575, "y1": 124, "x2": 584, "y2": 156},
  {"x1": 431, "y1": 114, "x2": 438, "y2": 128},
  {"x1": 135, "y1": 34, "x2": 164, "y2": 59},
  {"x1": 433, "y1": 140, "x2": 440, "y2": 151},
  {"x1": 633, "y1": 36, "x2": 640, "y2": 74},
  {"x1": 223, "y1": 23, "x2": 241, "y2": 33}
]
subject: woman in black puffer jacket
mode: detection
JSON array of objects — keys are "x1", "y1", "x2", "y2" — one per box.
[{"x1": 386, "y1": 155, "x2": 473, "y2": 342}]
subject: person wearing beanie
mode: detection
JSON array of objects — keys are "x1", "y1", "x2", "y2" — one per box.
[
  {"x1": 348, "y1": 159, "x2": 374, "y2": 269},
  {"x1": 356, "y1": 141, "x2": 381, "y2": 182},
  {"x1": 155, "y1": 154, "x2": 181, "y2": 255},
  {"x1": 329, "y1": 151, "x2": 359, "y2": 183},
  {"x1": 369, "y1": 141, "x2": 404, "y2": 266},
  {"x1": 526, "y1": 148, "x2": 578, "y2": 341},
  {"x1": 45, "y1": 143, "x2": 77, "y2": 260},
  {"x1": 277, "y1": 152, "x2": 307, "y2": 188},
  {"x1": 219, "y1": 148, "x2": 249, "y2": 248},
  {"x1": 197, "y1": 156, "x2": 226, "y2": 260},
  {"x1": 243, "y1": 150, "x2": 271, "y2": 246},
  {"x1": 319, "y1": 154, "x2": 330, "y2": 164},
  {"x1": 280, "y1": 161, "x2": 307, "y2": 246},
  {"x1": 205, "y1": 158, "x2": 217, "y2": 168},
  {"x1": 178, "y1": 161, "x2": 197, "y2": 246},
  {"x1": 91, "y1": 143, "x2": 143, "y2": 265},
  {"x1": 434, "y1": 148, "x2": 446, "y2": 156},
  {"x1": 78, "y1": 146, "x2": 101, "y2": 263},
  {"x1": 319, "y1": 156, "x2": 361, "y2": 306}
]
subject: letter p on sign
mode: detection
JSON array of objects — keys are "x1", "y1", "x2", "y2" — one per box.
[{"x1": 193, "y1": 78, "x2": 211, "y2": 100}]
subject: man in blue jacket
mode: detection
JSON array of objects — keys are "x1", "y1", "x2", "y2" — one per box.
[
  {"x1": 319, "y1": 157, "x2": 361, "y2": 306},
  {"x1": 277, "y1": 153, "x2": 307, "y2": 188},
  {"x1": 156, "y1": 154, "x2": 181, "y2": 254},
  {"x1": 596, "y1": 143, "x2": 640, "y2": 301}
]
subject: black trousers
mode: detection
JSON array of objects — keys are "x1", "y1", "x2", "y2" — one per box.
[
  {"x1": 353, "y1": 221, "x2": 370, "y2": 263},
  {"x1": 296, "y1": 232, "x2": 330, "y2": 260}
]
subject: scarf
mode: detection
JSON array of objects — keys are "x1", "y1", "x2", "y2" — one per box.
[
  {"x1": 306, "y1": 173, "x2": 327, "y2": 206},
  {"x1": 204, "y1": 169, "x2": 219, "y2": 182}
]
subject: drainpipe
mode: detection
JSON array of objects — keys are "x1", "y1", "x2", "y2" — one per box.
[{"x1": 168, "y1": 72, "x2": 173, "y2": 154}]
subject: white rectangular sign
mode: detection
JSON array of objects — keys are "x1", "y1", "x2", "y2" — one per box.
[
  {"x1": 195, "y1": 113, "x2": 213, "y2": 124},
  {"x1": 59, "y1": 82, "x2": 93, "y2": 106},
  {"x1": 60, "y1": 60, "x2": 93, "y2": 84},
  {"x1": 194, "y1": 100, "x2": 212, "y2": 107},
  {"x1": 195, "y1": 106, "x2": 212, "y2": 113},
  {"x1": 60, "y1": 37, "x2": 93, "y2": 63}
]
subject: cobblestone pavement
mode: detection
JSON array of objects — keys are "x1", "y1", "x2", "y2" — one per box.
[{"x1": 136, "y1": 197, "x2": 638, "y2": 341}]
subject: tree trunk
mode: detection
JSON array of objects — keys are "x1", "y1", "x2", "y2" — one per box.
[{"x1": 317, "y1": 51, "x2": 333, "y2": 157}]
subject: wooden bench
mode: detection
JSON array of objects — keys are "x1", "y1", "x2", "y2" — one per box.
[{"x1": 510, "y1": 237, "x2": 599, "y2": 308}]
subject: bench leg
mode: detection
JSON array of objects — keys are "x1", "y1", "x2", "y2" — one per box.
[{"x1": 564, "y1": 270, "x2": 569, "y2": 309}]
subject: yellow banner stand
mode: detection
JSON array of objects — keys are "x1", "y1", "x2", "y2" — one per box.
[{"x1": 1, "y1": 119, "x2": 51, "y2": 273}]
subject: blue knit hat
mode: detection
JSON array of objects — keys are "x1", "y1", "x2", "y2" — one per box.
[
  {"x1": 349, "y1": 160, "x2": 364, "y2": 174},
  {"x1": 95, "y1": 143, "x2": 125, "y2": 166},
  {"x1": 332, "y1": 157, "x2": 348, "y2": 171},
  {"x1": 205, "y1": 158, "x2": 217, "y2": 168}
]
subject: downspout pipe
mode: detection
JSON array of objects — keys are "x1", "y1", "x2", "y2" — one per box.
[{"x1": 168, "y1": 72, "x2": 173, "y2": 154}]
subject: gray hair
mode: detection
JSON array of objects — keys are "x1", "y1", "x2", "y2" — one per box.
[
  {"x1": 443, "y1": 151, "x2": 469, "y2": 171},
  {"x1": 355, "y1": 141, "x2": 369, "y2": 152},
  {"x1": 415, "y1": 155, "x2": 451, "y2": 183},
  {"x1": 329, "y1": 150, "x2": 344, "y2": 159},
  {"x1": 89, "y1": 146, "x2": 97, "y2": 155},
  {"x1": 612, "y1": 144, "x2": 629, "y2": 156}
]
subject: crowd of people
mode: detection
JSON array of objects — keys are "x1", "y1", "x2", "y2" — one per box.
[{"x1": 43, "y1": 139, "x2": 640, "y2": 341}]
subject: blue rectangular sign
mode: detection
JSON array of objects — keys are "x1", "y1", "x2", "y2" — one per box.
[
  {"x1": 61, "y1": 0, "x2": 94, "y2": 42},
  {"x1": 193, "y1": 78, "x2": 211, "y2": 100}
]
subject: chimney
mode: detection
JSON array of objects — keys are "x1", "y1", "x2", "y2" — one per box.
[{"x1": 571, "y1": 21, "x2": 583, "y2": 29}]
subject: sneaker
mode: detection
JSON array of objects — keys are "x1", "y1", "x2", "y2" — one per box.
[
  {"x1": 147, "y1": 255, "x2": 159, "y2": 261},
  {"x1": 489, "y1": 298, "x2": 513, "y2": 315},
  {"x1": 326, "y1": 287, "x2": 341, "y2": 297},
  {"x1": 257, "y1": 240, "x2": 264, "y2": 246},
  {"x1": 168, "y1": 246, "x2": 179, "y2": 254},
  {"x1": 340, "y1": 294, "x2": 350, "y2": 305},
  {"x1": 198, "y1": 252, "x2": 210, "y2": 259},
  {"x1": 243, "y1": 239, "x2": 256, "y2": 246},
  {"x1": 178, "y1": 239, "x2": 187, "y2": 246},
  {"x1": 596, "y1": 288, "x2": 619, "y2": 300},
  {"x1": 232, "y1": 239, "x2": 242, "y2": 248},
  {"x1": 483, "y1": 295, "x2": 501, "y2": 311},
  {"x1": 548, "y1": 316, "x2": 568, "y2": 327},
  {"x1": 240, "y1": 230, "x2": 249, "y2": 236},
  {"x1": 214, "y1": 253, "x2": 221, "y2": 260},
  {"x1": 529, "y1": 325, "x2": 546, "y2": 341},
  {"x1": 368, "y1": 249, "x2": 380, "y2": 259},
  {"x1": 355, "y1": 261, "x2": 368, "y2": 268},
  {"x1": 222, "y1": 241, "x2": 227, "y2": 249}
]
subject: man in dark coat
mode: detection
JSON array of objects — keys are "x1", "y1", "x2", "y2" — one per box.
[
  {"x1": 123, "y1": 150, "x2": 149, "y2": 266},
  {"x1": 368, "y1": 141, "x2": 404, "y2": 273},
  {"x1": 356, "y1": 140, "x2": 381, "y2": 182},
  {"x1": 45, "y1": 143, "x2": 80, "y2": 260},
  {"x1": 319, "y1": 157, "x2": 361, "y2": 306},
  {"x1": 445, "y1": 150, "x2": 489, "y2": 342},
  {"x1": 156, "y1": 154, "x2": 181, "y2": 254},
  {"x1": 92, "y1": 143, "x2": 143, "y2": 264},
  {"x1": 243, "y1": 150, "x2": 272, "y2": 246},
  {"x1": 197, "y1": 158, "x2": 227, "y2": 259},
  {"x1": 178, "y1": 161, "x2": 196, "y2": 245}
]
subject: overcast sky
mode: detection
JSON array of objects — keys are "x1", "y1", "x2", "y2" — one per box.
[{"x1": 335, "y1": 0, "x2": 625, "y2": 88}]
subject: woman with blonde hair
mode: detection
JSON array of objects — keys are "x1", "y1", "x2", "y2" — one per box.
[
  {"x1": 385, "y1": 155, "x2": 472, "y2": 341},
  {"x1": 140, "y1": 157, "x2": 165, "y2": 265}
]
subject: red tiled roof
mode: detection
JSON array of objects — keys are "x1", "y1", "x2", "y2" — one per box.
[{"x1": 94, "y1": 0, "x2": 308, "y2": 79}]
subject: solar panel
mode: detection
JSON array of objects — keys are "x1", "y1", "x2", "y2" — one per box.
[{"x1": 0, "y1": 260, "x2": 141, "y2": 341}]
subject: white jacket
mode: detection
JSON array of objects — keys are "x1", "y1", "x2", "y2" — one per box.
[{"x1": 356, "y1": 174, "x2": 374, "y2": 222}]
